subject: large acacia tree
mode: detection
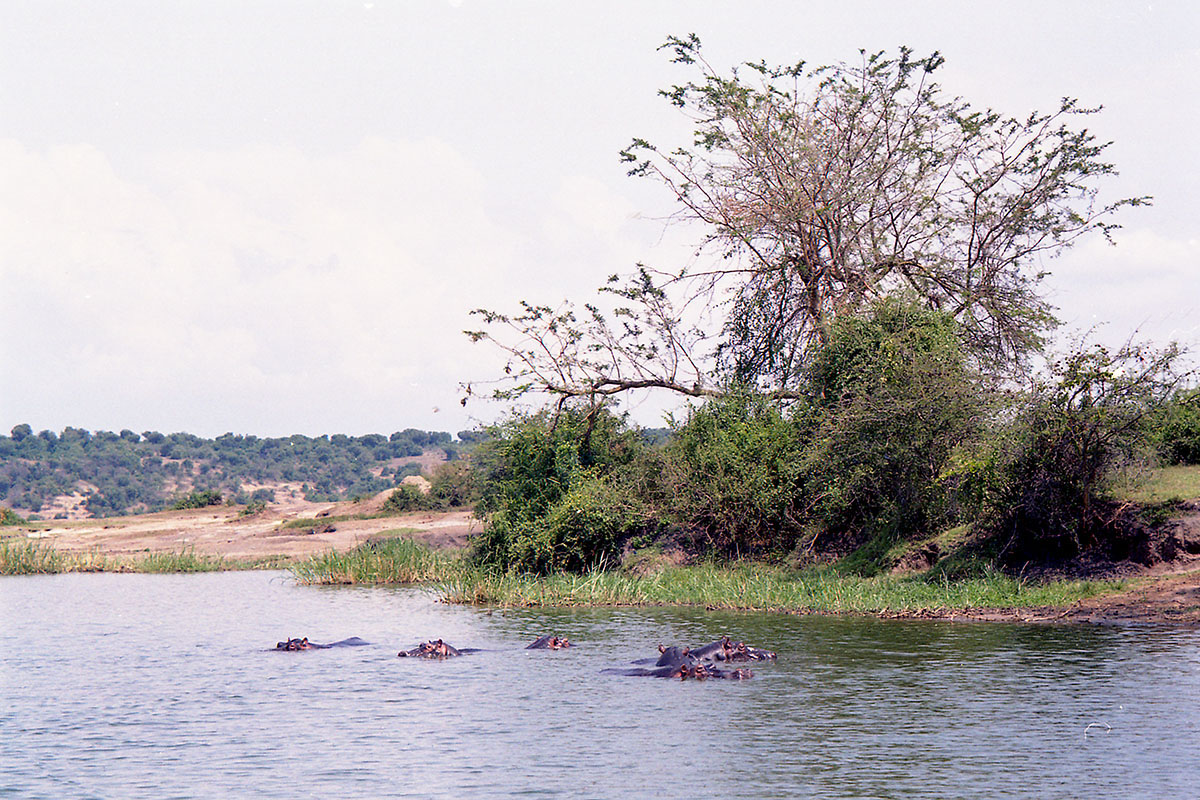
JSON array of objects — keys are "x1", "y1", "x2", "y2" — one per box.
[{"x1": 468, "y1": 36, "x2": 1146, "y2": 409}]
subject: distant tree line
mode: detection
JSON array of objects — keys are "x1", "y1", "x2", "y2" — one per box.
[{"x1": 0, "y1": 426, "x2": 476, "y2": 519}]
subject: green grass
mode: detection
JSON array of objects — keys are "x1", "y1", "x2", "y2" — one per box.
[
  {"x1": 2, "y1": 531, "x2": 1129, "y2": 617},
  {"x1": 434, "y1": 560, "x2": 1121, "y2": 613},
  {"x1": 290, "y1": 534, "x2": 454, "y2": 584},
  {"x1": 1118, "y1": 464, "x2": 1200, "y2": 504},
  {"x1": 0, "y1": 540, "x2": 291, "y2": 575},
  {"x1": 0, "y1": 540, "x2": 63, "y2": 574},
  {"x1": 289, "y1": 539, "x2": 1125, "y2": 614}
]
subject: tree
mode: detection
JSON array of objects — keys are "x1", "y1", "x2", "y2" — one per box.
[{"x1": 468, "y1": 37, "x2": 1146, "y2": 408}]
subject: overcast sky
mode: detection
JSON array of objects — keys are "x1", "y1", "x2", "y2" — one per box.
[{"x1": 2, "y1": 1, "x2": 1197, "y2": 439}]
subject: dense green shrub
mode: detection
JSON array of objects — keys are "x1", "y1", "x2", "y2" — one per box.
[
  {"x1": 1152, "y1": 388, "x2": 1200, "y2": 465},
  {"x1": 428, "y1": 461, "x2": 477, "y2": 508},
  {"x1": 660, "y1": 392, "x2": 804, "y2": 555},
  {"x1": 0, "y1": 506, "x2": 26, "y2": 526},
  {"x1": 505, "y1": 472, "x2": 639, "y2": 573},
  {"x1": 974, "y1": 342, "x2": 1182, "y2": 561},
  {"x1": 381, "y1": 485, "x2": 432, "y2": 513},
  {"x1": 172, "y1": 489, "x2": 223, "y2": 510},
  {"x1": 798, "y1": 298, "x2": 982, "y2": 551},
  {"x1": 470, "y1": 407, "x2": 644, "y2": 572}
]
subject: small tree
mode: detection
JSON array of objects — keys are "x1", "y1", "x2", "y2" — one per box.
[
  {"x1": 469, "y1": 37, "x2": 1146, "y2": 410},
  {"x1": 981, "y1": 341, "x2": 1188, "y2": 561}
]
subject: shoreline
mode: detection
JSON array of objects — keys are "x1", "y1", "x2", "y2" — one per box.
[{"x1": 5, "y1": 502, "x2": 1200, "y2": 626}]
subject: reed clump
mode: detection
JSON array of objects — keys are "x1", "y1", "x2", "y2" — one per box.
[
  {"x1": 0, "y1": 541, "x2": 278, "y2": 575},
  {"x1": 290, "y1": 535, "x2": 454, "y2": 585},
  {"x1": 0, "y1": 540, "x2": 63, "y2": 574}
]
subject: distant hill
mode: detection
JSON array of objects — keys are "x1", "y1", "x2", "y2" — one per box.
[{"x1": 0, "y1": 425, "x2": 482, "y2": 520}]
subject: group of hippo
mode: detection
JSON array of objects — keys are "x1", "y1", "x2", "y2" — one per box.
[{"x1": 274, "y1": 633, "x2": 774, "y2": 681}]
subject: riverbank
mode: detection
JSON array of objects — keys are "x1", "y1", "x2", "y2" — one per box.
[{"x1": 6, "y1": 501, "x2": 1200, "y2": 625}]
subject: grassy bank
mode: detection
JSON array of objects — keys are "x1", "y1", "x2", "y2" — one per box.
[
  {"x1": 0, "y1": 530, "x2": 1133, "y2": 617},
  {"x1": 0, "y1": 540, "x2": 289, "y2": 575},
  {"x1": 1118, "y1": 464, "x2": 1200, "y2": 504},
  {"x1": 288, "y1": 537, "x2": 1125, "y2": 615}
]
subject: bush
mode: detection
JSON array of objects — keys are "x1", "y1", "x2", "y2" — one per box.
[
  {"x1": 470, "y1": 406, "x2": 643, "y2": 573},
  {"x1": 428, "y1": 461, "x2": 477, "y2": 508},
  {"x1": 505, "y1": 473, "x2": 639, "y2": 573},
  {"x1": 1152, "y1": 388, "x2": 1200, "y2": 465},
  {"x1": 172, "y1": 489, "x2": 223, "y2": 510},
  {"x1": 660, "y1": 392, "x2": 804, "y2": 555},
  {"x1": 797, "y1": 298, "x2": 981, "y2": 552},
  {"x1": 381, "y1": 485, "x2": 432, "y2": 513},
  {"x1": 975, "y1": 342, "x2": 1184, "y2": 562}
]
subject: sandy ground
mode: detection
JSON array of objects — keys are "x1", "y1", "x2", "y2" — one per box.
[{"x1": 10, "y1": 489, "x2": 476, "y2": 561}]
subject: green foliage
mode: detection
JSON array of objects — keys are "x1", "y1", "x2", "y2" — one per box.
[
  {"x1": 0, "y1": 540, "x2": 62, "y2": 574},
  {"x1": 471, "y1": 407, "x2": 644, "y2": 573},
  {"x1": 505, "y1": 473, "x2": 639, "y2": 573},
  {"x1": 0, "y1": 507, "x2": 26, "y2": 526},
  {"x1": 1151, "y1": 388, "x2": 1200, "y2": 465},
  {"x1": 653, "y1": 299, "x2": 980, "y2": 561},
  {"x1": 799, "y1": 298, "x2": 981, "y2": 547},
  {"x1": 660, "y1": 392, "x2": 804, "y2": 555},
  {"x1": 427, "y1": 460, "x2": 477, "y2": 508},
  {"x1": 172, "y1": 489, "x2": 223, "y2": 510},
  {"x1": 0, "y1": 426, "x2": 464, "y2": 517},
  {"x1": 969, "y1": 342, "x2": 1186, "y2": 561},
  {"x1": 381, "y1": 485, "x2": 432, "y2": 513},
  {"x1": 291, "y1": 535, "x2": 453, "y2": 585}
]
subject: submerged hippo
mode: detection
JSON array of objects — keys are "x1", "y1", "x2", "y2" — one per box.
[
  {"x1": 631, "y1": 644, "x2": 692, "y2": 667},
  {"x1": 602, "y1": 662, "x2": 754, "y2": 680},
  {"x1": 274, "y1": 637, "x2": 370, "y2": 651},
  {"x1": 689, "y1": 636, "x2": 777, "y2": 662},
  {"x1": 397, "y1": 639, "x2": 479, "y2": 659},
  {"x1": 526, "y1": 635, "x2": 572, "y2": 650},
  {"x1": 631, "y1": 637, "x2": 776, "y2": 666}
]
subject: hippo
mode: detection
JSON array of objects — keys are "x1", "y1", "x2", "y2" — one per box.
[
  {"x1": 274, "y1": 637, "x2": 370, "y2": 651},
  {"x1": 680, "y1": 637, "x2": 777, "y2": 663},
  {"x1": 397, "y1": 639, "x2": 478, "y2": 659},
  {"x1": 601, "y1": 662, "x2": 754, "y2": 680},
  {"x1": 631, "y1": 644, "x2": 693, "y2": 667},
  {"x1": 526, "y1": 635, "x2": 572, "y2": 650},
  {"x1": 718, "y1": 640, "x2": 776, "y2": 662}
]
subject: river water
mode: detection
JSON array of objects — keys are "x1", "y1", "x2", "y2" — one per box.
[{"x1": 2, "y1": 571, "x2": 1198, "y2": 799}]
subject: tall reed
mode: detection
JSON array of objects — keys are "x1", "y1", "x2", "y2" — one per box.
[
  {"x1": 0, "y1": 540, "x2": 63, "y2": 575},
  {"x1": 291, "y1": 536, "x2": 453, "y2": 585}
]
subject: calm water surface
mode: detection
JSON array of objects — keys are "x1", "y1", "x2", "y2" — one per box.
[{"x1": 2, "y1": 571, "x2": 1199, "y2": 799}]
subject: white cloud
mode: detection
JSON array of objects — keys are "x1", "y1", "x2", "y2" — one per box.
[
  {"x1": 1048, "y1": 227, "x2": 1200, "y2": 353},
  {"x1": 0, "y1": 137, "x2": 531, "y2": 435}
]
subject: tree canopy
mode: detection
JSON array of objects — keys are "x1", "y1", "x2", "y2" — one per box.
[{"x1": 468, "y1": 36, "x2": 1147, "y2": 409}]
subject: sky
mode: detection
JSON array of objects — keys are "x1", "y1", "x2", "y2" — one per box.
[{"x1": 2, "y1": 1, "x2": 1197, "y2": 439}]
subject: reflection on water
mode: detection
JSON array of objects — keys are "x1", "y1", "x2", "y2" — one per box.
[{"x1": 2, "y1": 572, "x2": 1199, "y2": 798}]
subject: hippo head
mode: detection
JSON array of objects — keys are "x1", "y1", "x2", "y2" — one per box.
[{"x1": 276, "y1": 637, "x2": 310, "y2": 651}]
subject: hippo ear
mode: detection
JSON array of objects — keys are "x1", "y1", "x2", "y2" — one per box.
[
  {"x1": 658, "y1": 644, "x2": 666, "y2": 653},
  {"x1": 683, "y1": 647, "x2": 690, "y2": 655}
]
